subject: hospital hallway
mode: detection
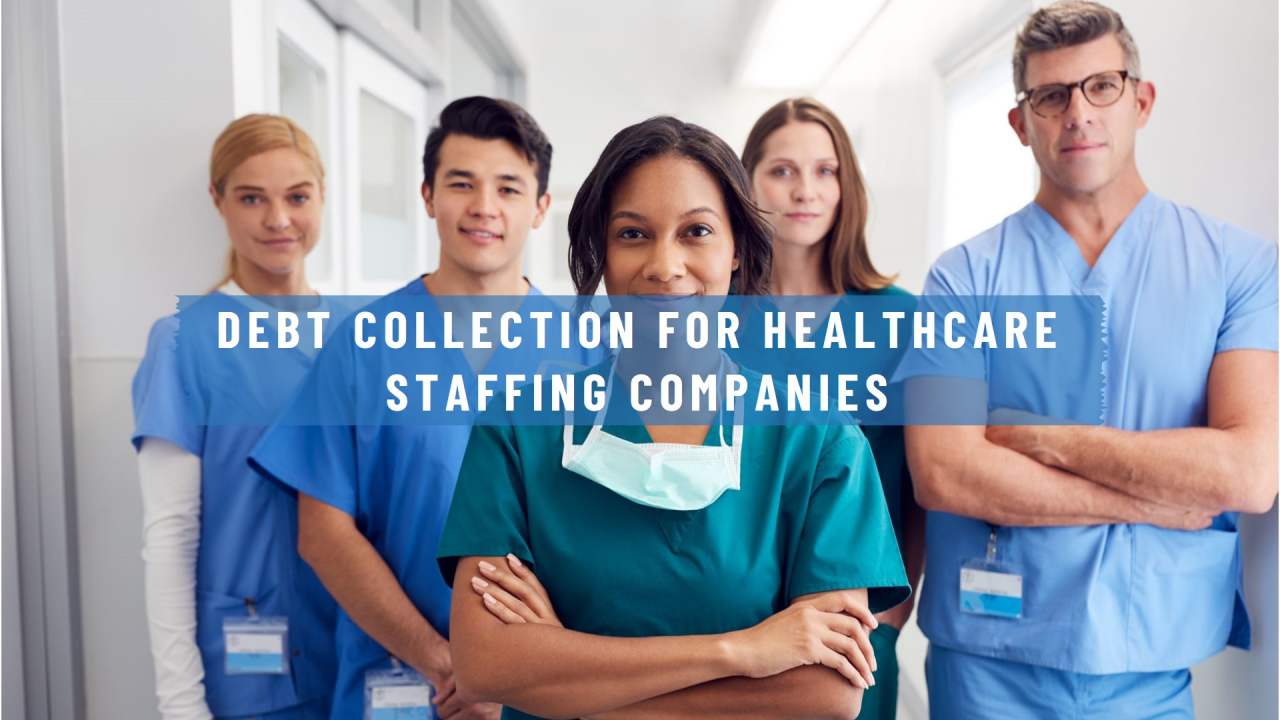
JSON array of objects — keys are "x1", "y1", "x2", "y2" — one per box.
[{"x1": 2, "y1": 0, "x2": 1276, "y2": 717}]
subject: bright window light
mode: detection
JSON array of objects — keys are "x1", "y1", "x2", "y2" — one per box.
[
  {"x1": 735, "y1": 0, "x2": 889, "y2": 89},
  {"x1": 939, "y1": 56, "x2": 1038, "y2": 255}
]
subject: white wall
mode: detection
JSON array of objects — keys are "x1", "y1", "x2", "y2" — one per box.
[{"x1": 59, "y1": 0, "x2": 243, "y2": 716}]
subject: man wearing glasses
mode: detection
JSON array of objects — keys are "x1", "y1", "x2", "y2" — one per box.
[{"x1": 899, "y1": 1, "x2": 1277, "y2": 716}]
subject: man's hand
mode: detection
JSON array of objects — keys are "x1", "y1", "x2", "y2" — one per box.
[
  {"x1": 1129, "y1": 497, "x2": 1215, "y2": 531},
  {"x1": 410, "y1": 634, "x2": 452, "y2": 698},
  {"x1": 986, "y1": 409, "x2": 1214, "y2": 531},
  {"x1": 416, "y1": 643, "x2": 503, "y2": 719},
  {"x1": 435, "y1": 684, "x2": 502, "y2": 720}
]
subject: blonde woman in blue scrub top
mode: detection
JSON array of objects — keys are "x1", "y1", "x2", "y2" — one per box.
[
  {"x1": 436, "y1": 116, "x2": 910, "y2": 720},
  {"x1": 132, "y1": 115, "x2": 337, "y2": 720},
  {"x1": 741, "y1": 97, "x2": 926, "y2": 720}
]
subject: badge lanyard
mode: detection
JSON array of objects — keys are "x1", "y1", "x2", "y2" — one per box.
[
  {"x1": 223, "y1": 598, "x2": 290, "y2": 674},
  {"x1": 365, "y1": 657, "x2": 434, "y2": 720},
  {"x1": 959, "y1": 524, "x2": 1024, "y2": 619}
]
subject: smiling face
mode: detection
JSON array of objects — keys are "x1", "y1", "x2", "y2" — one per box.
[
  {"x1": 750, "y1": 121, "x2": 841, "y2": 250},
  {"x1": 1009, "y1": 34, "x2": 1154, "y2": 199},
  {"x1": 212, "y1": 147, "x2": 322, "y2": 276},
  {"x1": 422, "y1": 133, "x2": 550, "y2": 280},
  {"x1": 602, "y1": 154, "x2": 739, "y2": 298}
]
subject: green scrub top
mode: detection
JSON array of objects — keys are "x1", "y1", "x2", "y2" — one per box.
[
  {"x1": 849, "y1": 284, "x2": 915, "y2": 555},
  {"x1": 743, "y1": 285, "x2": 916, "y2": 554},
  {"x1": 438, "y1": 366, "x2": 910, "y2": 719}
]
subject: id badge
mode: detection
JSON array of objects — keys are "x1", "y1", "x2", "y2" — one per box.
[
  {"x1": 959, "y1": 558, "x2": 1023, "y2": 619},
  {"x1": 223, "y1": 616, "x2": 289, "y2": 674},
  {"x1": 365, "y1": 664, "x2": 434, "y2": 720}
]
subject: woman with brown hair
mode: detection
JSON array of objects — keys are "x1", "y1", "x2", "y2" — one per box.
[
  {"x1": 435, "y1": 116, "x2": 909, "y2": 719},
  {"x1": 742, "y1": 97, "x2": 926, "y2": 720},
  {"x1": 131, "y1": 114, "x2": 337, "y2": 720}
]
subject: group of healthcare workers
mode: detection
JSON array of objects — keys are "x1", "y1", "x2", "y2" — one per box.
[{"x1": 133, "y1": 1, "x2": 1277, "y2": 718}]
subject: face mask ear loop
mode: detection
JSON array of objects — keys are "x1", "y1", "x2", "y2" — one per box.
[
  {"x1": 596, "y1": 359, "x2": 619, "y2": 432},
  {"x1": 715, "y1": 394, "x2": 729, "y2": 446},
  {"x1": 720, "y1": 354, "x2": 744, "y2": 478},
  {"x1": 566, "y1": 360, "x2": 617, "y2": 458},
  {"x1": 716, "y1": 352, "x2": 732, "y2": 447}
]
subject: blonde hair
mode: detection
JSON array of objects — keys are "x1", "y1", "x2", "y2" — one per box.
[
  {"x1": 209, "y1": 114, "x2": 325, "y2": 291},
  {"x1": 741, "y1": 97, "x2": 896, "y2": 294}
]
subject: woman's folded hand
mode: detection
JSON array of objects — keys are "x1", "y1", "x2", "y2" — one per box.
[
  {"x1": 725, "y1": 590, "x2": 878, "y2": 689},
  {"x1": 468, "y1": 553, "x2": 564, "y2": 628}
]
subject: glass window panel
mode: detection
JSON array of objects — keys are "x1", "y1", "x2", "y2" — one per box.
[
  {"x1": 941, "y1": 60, "x2": 1037, "y2": 252},
  {"x1": 359, "y1": 90, "x2": 416, "y2": 281},
  {"x1": 279, "y1": 38, "x2": 332, "y2": 284}
]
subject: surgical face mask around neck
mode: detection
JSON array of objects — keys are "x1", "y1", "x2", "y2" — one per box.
[{"x1": 560, "y1": 359, "x2": 743, "y2": 512}]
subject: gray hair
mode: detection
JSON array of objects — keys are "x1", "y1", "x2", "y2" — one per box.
[{"x1": 1013, "y1": 1, "x2": 1141, "y2": 93}]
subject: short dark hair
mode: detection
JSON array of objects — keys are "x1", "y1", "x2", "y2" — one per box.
[
  {"x1": 421, "y1": 96, "x2": 552, "y2": 196},
  {"x1": 567, "y1": 116, "x2": 773, "y2": 296}
]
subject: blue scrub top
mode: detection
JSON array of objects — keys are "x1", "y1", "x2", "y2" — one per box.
[
  {"x1": 131, "y1": 293, "x2": 340, "y2": 718},
  {"x1": 896, "y1": 192, "x2": 1279, "y2": 673},
  {"x1": 249, "y1": 277, "x2": 599, "y2": 720},
  {"x1": 437, "y1": 365, "x2": 911, "y2": 720}
]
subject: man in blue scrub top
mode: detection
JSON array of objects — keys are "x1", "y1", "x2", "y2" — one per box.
[
  {"x1": 900, "y1": 3, "x2": 1278, "y2": 717},
  {"x1": 251, "y1": 97, "x2": 594, "y2": 720}
]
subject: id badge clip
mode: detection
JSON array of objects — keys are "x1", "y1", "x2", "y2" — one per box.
[
  {"x1": 365, "y1": 658, "x2": 434, "y2": 720},
  {"x1": 959, "y1": 527, "x2": 1023, "y2": 619},
  {"x1": 223, "y1": 598, "x2": 289, "y2": 675}
]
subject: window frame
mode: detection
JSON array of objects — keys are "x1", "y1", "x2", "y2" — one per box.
[{"x1": 272, "y1": 0, "x2": 344, "y2": 294}]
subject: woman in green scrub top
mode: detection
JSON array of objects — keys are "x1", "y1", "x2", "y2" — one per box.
[
  {"x1": 741, "y1": 97, "x2": 926, "y2": 720},
  {"x1": 437, "y1": 116, "x2": 909, "y2": 720}
]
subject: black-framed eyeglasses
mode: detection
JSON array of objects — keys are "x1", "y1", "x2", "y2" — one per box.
[{"x1": 1016, "y1": 70, "x2": 1138, "y2": 118}]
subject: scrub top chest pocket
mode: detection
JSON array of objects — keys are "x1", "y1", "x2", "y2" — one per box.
[{"x1": 223, "y1": 600, "x2": 289, "y2": 675}]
